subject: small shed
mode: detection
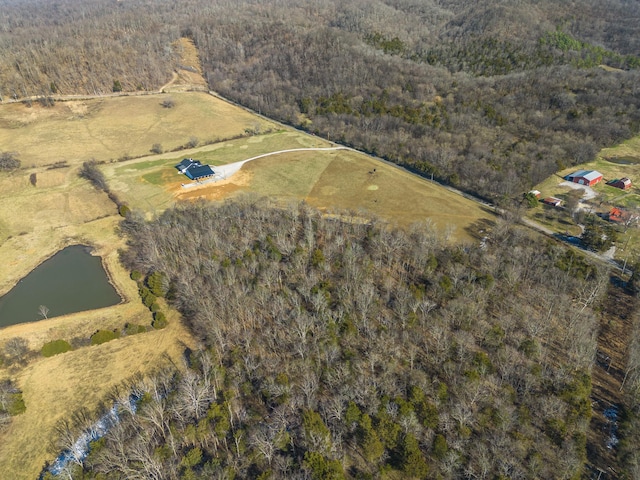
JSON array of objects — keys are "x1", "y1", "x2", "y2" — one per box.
[
  {"x1": 607, "y1": 177, "x2": 632, "y2": 190},
  {"x1": 529, "y1": 190, "x2": 541, "y2": 198},
  {"x1": 542, "y1": 197, "x2": 562, "y2": 207},
  {"x1": 565, "y1": 170, "x2": 603, "y2": 186}
]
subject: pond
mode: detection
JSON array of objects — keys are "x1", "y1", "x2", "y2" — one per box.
[
  {"x1": 0, "y1": 245, "x2": 121, "y2": 328},
  {"x1": 605, "y1": 156, "x2": 640, "y2": 165}
]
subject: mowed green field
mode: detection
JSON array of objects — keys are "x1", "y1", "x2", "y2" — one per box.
[{"x1": 0, "y1": 92, "x2": 276, "y2": 167}]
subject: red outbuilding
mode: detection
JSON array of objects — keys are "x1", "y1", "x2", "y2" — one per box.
[
  {"x1": 607, "y1": 177, "x2": 632, "y2": 190},
  {"x1": 565, "y1": 169, "x2": 603, "y2": 186}
]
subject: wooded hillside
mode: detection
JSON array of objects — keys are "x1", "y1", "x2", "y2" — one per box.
[
  {"x1": 62, "y1": 198, "x2": 605, "y2": 478},
  {"x1": 1, "y1": 0, "x2": 640, "y2": 201}
]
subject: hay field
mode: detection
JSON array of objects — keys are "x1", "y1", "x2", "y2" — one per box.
[{"x1": 0, "y1": 92, "x2": 276, "y2": 167}]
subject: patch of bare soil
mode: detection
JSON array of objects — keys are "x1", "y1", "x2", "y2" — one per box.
[
  {"x1": 170, "y1": 169, "x2": 253, "y2": 202},
  {"x1": 587, "y1": 277, "x2": 635, "y2": 479}
]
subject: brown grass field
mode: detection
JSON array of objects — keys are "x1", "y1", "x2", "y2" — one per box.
[
  {"x1": 0, "y1": 89, "x2": 495, "y2": 478},
  {"x1": 0, "y1": 92, "x2": 276, "y2": 167},
  {"x1": 102, "y1": 129, "x2": 494, "y2": 242}
]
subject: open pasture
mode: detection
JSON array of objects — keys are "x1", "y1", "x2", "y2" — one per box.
[
  {"x1": 0, "y1": 92, "x2": 276, "y2": 167},
  {"x1": 112, "y1": 132, "x2": 495, "y2": 243}
]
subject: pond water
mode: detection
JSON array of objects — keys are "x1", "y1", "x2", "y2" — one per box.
[
  {"x1": 0, "y1": 245, "x2": 120, "y2": 328},
  {"x1": 606, "y1": 156, "x2": 640, "y2": 165}
]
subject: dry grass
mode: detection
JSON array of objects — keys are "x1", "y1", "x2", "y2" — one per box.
[
  {"x1": 0, "y1": 92, "x2": 277, "y2": 167},
  {"x1": 0, "y1": 306, "x2": 195, "y2": 480},
  {"x1": 163, "y1": 38, "x2": 208, "y2": 91},
  {"x1": 163, "y1": 146, "x2": 493, "y2": 243}
]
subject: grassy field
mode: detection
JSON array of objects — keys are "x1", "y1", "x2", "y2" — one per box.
[
  {"x1": 0, "y1": 89, "x2": 496, "y2": 478},
  {"x1": 102, "y1": 129, "x2": 494, "y2": 242},
  {"x1": 0, "y1": 92, "x2": 277, "y2": 167}
]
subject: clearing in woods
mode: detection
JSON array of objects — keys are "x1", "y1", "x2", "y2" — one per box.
[{"x1": 103, "y1": 130, "x2": 494, "y2": 242}]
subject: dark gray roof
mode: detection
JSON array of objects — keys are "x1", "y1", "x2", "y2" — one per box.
[{"x1": 185, "y1": 165, "x2": 215, "y2": 180}]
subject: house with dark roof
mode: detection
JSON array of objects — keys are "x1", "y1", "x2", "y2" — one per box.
[
  {"x1": 607, "y1": 177, "x2": 632, "y2": 190},
  {"x1": 175, "y1": 158, "x2": 202, "y2": 173},
  {"x1": 184, "y1": 164, "x2": 215, "y2": 180},
  {"x1": 565, "y1": 170, "x2": 603, "y2": 186},
  {"x1": 175, "y1": 158, "x2": 215, "y2": 181}
]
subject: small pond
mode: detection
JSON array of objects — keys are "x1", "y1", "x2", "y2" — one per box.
[
  {"x1": 605, "y1": 156, "x2": 640, "y2": 165},
  {"x1": 0, "y1": 245, "x2": 121, "y2": 328}
]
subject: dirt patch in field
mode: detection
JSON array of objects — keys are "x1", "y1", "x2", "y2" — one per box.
[{"x1": 171, "y1": 169, "x2": 253, "y2": 202}]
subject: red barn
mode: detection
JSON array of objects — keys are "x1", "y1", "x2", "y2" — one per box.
[
  {"x1": 607, "y1": 177, "x2": 632, "y2": 190},
  {"x1": 565, "y1": 169, "x2": 603, "y2": 186}
]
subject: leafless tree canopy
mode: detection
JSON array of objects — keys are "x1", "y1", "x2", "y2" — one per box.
[{"x1": 69, "y1": 199, "x2": 606, "y2": 478}]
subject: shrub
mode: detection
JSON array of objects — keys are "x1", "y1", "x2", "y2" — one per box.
[
  {"x1": 118, "y1": 204, "x2": 131, "y2": 217},
  {"x1": 150, "y1": 143, "x2": 163, "y2": 154},
  {"x1": 41, "y1": 339, "x2": 72, "y2": 357},
  {"x1": 124, "y1": 323, "x2": 147, "y2": 336},
  {"x1": 152, "y1": 312, "x2": 167, "y2": 329},
  {"x1": 6, "y1": 393, "x2": 26, "y2": 415},
  {"x1": 130, "y1": 270, "x2": 143, "y2": 282},
  {"x1": 139, "y1": 286, "x2": 157, "y2": 308},
  {"x1": 90, "y1": 330, "x2": 120, "y2": 345},
  {"x1": 146, "y1": 271, "x2": 167, "y2": 297},
  {"x1": 0, "y1": 152, "x2": 20, "y2": 171},
  {"x1": 161, "y1": 98, "x2": 175, "y2": 108},
  {"x1": 79, "y1": 160, "x2": 107, "y2": 191}
]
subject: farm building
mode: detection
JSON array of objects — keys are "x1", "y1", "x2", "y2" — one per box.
[
  {"x1": 175, "y1": 158, "x2": 215, "y2": 181},
  {"x1": 608, "y1": 207, "x2": 636, "y2": 224},
  {"x1": 565, "y1": 170, "x2": 603, "y2": 186},
  {"x1": 607, "y1": 177, "x2": 632, "y2": 190},
  {"x1": 542, "y1": 197, "x2": 562, "y2": 207},
  {"x1": 529, "y1": 190, "x2": 541, "y2": 198}
]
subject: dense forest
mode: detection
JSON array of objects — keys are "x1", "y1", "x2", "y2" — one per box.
[
  {"x1": 43, "y1": 198, "x2": 603, "y2": 478},
  {"x1": 2, "y1": 0, "x2": 640, "y2": 201}
]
